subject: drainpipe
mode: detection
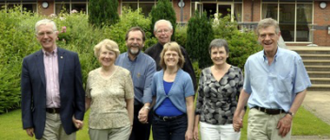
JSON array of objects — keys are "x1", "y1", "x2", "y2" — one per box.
[
  {"x1": 251, "y1": 0, "x2": 254, "y2": 22},
  {"x1": 180, "y1": 0, "x2": 183, "y2": 24}
]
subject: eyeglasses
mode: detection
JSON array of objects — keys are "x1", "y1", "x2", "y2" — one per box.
[
  {"x1": 37, "y1": 31, "x2": 54, "y2": 37},
  {"x1": 156, "y1": 29, "x2": 170, "y2": 34},
  {"x1": 165, "y1": 53, "x2": 178, "y2": 57}
]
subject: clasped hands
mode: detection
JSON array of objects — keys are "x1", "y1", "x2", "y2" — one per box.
[
  {"x1": 233, "y1": 115, "x2": 243, "y2": 132},
  {"x1": 25, "y1": 116, "x2": 83, "y2": 137},
  {"x1": 72, "y1": 116, "x2": 84, "y2": 129},
  {"x1": 138, "y1": 107, "x2": 149, "y2": 124}
]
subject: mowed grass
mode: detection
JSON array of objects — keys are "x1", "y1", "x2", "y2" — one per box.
[{"x1": 1, "y1": 107, "x2": 329, "y2": 140}]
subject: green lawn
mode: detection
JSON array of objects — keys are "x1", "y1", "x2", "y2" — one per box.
[{"x1": 1, "y1": 107, "x2": 329, "y2": 140}]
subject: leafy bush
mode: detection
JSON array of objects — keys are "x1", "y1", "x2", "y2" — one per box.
[
  {"x1": 88, "y1": 0, "x2": 119, "y2": 27},
  {"x1": 174, "y1": 25, "x2": 187, "y2": 47},
  {"x1": 0, "y1": 7, "x2": 40, "y2": 113},
  {"x1": 186, "y1": 11, "x2": 214, "y2": 69},
  {"x1": 212, "y1": 14, "x2": 262, "y2": 69},
  {"x1": 149, "y1": 0, "x2": 176, "y2": 40},
  {"x1": 108, "y1": 8, "x2": 156, "y2": 52}
]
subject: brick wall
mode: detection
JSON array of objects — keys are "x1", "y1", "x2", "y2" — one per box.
[
  {"x1": 313, "y1": 1, "x2": 330, "y2": 46},
  {"x1": 173, "y1": 0, "x2": 191, "y2": 23},
  {"x1": 243, "y1": 0, "x2": 261, "y2": 22}
]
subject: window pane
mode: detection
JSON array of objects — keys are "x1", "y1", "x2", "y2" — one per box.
[
  {"x1": 234, "y1": 3, "x2": 242, "y2": 22},
  {"x1": 203, "y1": 3, "x2": 216, "y2": 18},
  {"x1": 218, "y1": 5, "x2": 231, "y2": 18},
  {"x1": 72, "y1": 3, "x2": 86, "y2": 13},
  {"x1": 262, "y1": 4, "x2": 278, "y2": 20},
  {"x1": 279, "y1": 4, "x2": 295, "y2": 41},
  {"x1": 7, "y1": 4, "x2": 20, "y2": 10},
  {"x1": 122, "y1": 3, "x2": 138, "y2": 11},
  {"x1": 22, "y1": 4, "x2": 37, "y2": 13},
  {"x1": 0, "y1": 4, "x2": 4, "y2": 10},
  {"x1": 55, "y1": 0, "x2": 70, "y2": 2},
  {"x1": 55, "y1": 4, "x2": 70, "y2": 15},
  {"x1": 263, "y1": 0, "x2": 278, "y2": 2},
  {"x1": 139, "y1": 3, "x2": 154, "y2": 17},
  {"x1": 296, "y1": 4, "x2": 312, "y2": 41}
]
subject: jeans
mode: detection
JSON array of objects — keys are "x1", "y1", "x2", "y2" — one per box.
[{"x1": 152, "y1": 114, "x2": 187, "y2": 140}]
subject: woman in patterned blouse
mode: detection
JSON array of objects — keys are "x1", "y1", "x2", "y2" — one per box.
[
  {"x1": 193, "y1": 39, "x2": 244, "y2": 140},
  {"x1": 85, "y1": 39, "x2": 134, "y2": 140}
]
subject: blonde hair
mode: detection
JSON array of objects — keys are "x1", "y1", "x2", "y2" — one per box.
[
  {"x1": 160, "y1": 42, "x2": 185, "y2": 69},
  {"x1": 94, "y1": 39, "x2": 120, "y2": 58}
]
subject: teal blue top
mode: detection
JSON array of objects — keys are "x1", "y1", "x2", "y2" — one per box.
[{"x1": 151, "y1": 69, "x2": 195, "y2": 113}]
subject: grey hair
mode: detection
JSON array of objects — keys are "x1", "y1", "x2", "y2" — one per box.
[
  {"x1": 35, "y1": 19, "x2": 57, "y2": 34},
  {"x1": 256, "y1": 18, "x2": 280, "y2": 36},
  {"x1": 208, "y1": 39, "x2": 229, "y2": 54},
  {"x1": 154, "y1": 19, "x2": 173, "y2": 32}
]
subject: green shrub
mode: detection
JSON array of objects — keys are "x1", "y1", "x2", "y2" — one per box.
[
  {"x1": 88, "y1": 0, "x2": 119, "y2": 27},
  {"x1": 108, "y1": 8, "x2": 156, "y2": 52},
  {"x1": 174, "y1": 25, "x2": 187, "y2": 47},
  {"x1": 186, "y1": 11, "x2": 214, "y2": 69},
  {"x1": 149, "y1": 0, "x2": 176, "y2": 40},
  {"x1": 0, "y1": 7, "x2": 40, "y2": 113},
  {"x1": 212, "y1": 14, "x2": 262, "y2": 69}
]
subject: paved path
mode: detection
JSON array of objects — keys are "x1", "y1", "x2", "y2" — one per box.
[
  {"x1": 302, "y1": 91, "x2": 330, "y2": 125},
  {"x1": 291, "y1": 91, "x2": 330, "y2": 140}
]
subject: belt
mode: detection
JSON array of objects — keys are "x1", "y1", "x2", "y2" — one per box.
[
  {"x1": 46, "y1": 108, "x2": 60, "y2": 114},
  {"x1": 154, "y1": 113, "x2": 186, "y2": 121},
  {"x1": 252, "y1": 106, "x2": 285, "y2": 115}
]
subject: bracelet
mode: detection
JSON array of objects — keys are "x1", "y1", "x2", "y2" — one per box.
[{"x1": 144, "y1": 106, "x2": 150, "y2": 110}]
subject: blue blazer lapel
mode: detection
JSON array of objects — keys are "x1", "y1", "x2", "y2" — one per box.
[
  {"x1": 57, "y1": 48, "x2": 65, "y2": 83},
  {"x1": 35, "y1": 50, "x2": 46, "y2": 85}
]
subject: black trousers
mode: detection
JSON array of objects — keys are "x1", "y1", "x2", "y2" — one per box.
[{"x1": 129, "y1": 104, "x2": 153, "y2": 140}]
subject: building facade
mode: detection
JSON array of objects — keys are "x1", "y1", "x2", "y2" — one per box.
[{"x1": 1, "y1": 0, "x2": 329, "y2": 46}]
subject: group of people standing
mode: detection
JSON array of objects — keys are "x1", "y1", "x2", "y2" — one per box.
[{"x1": 21, "y1": 17, "x2": 311, "y2": 140}]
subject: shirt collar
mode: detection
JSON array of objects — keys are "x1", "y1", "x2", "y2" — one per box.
[
  {"x1": 262, "y1": 47, "x2": 280, "y2": 63},
  {"x1": 43, "y1": 47, "x2": 57, "y2": 56}
]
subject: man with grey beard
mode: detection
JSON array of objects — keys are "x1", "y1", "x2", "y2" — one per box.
[{"x1": 116, "y1": 27, "x2": 156, "y2": 140}]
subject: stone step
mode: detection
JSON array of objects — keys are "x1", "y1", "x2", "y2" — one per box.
[
  {"x1": 303, "y1": 60, "x2": 330, "y2": 65},
  {"x1": 290, "y1": 47, "x2": 330, "y2": 54},
  {"x1": 308, "y1": 84, "x2": 330, "y2": 91},
  {"x1": 300, "y1": 54, "x2": 330, "y2": 60},
  {"x1": 305, "y1": 65, "x2": 330, "y2": 71},
  {"x1": 310, "y1": 78, "x2": 330, "y2": 84},
  {"x1": 308, "y1": 71, "x2": 330, "y2": 78}
]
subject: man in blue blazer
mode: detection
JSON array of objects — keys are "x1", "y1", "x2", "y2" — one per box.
[{"x1": 21, "y1": 19, "x2": 85, "y2": 139}]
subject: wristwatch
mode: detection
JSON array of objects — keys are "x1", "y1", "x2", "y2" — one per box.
[
  {"x1": 144, "y1": 106, "x2": 150, "y2": 110},
  {"x1": 286, "y1": 111, "x2": 294, "y2": 117}
]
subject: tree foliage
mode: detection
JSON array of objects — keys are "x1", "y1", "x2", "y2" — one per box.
[
  {"x1": 186, "y1": 11, "x2": 214, "y2": 69},
  {"x1": 88, "y1": 0, "x2": 119, "y2": 27},
  {"x1": 212, "y1": 14, "x2": 262, "y2": 69},
  {"x1": 149, "y1": 0, "x2": 176, "y2": 40}
]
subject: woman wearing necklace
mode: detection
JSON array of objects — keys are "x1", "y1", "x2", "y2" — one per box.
[
  {"x1": 150, "y1": 42, "x2": 195, "y2": 140},
  {"x1": 193, "y1": 39, "x2": 244, "y2": 140},
  {"x1": 85, "y1": 39, "x2": 134, "y2": 140}
]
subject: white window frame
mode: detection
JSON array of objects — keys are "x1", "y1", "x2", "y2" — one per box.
[{"x1": 261, "y1": 1, "x2": 313, "y2": 43}]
